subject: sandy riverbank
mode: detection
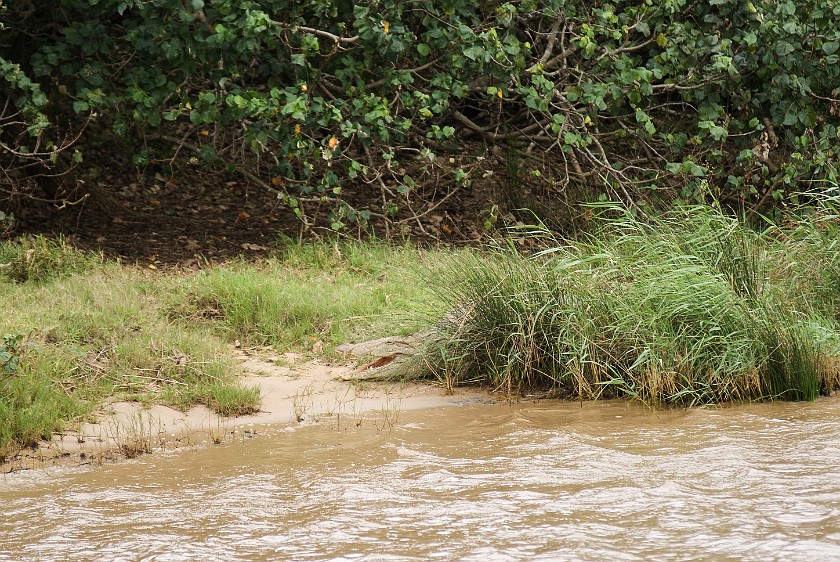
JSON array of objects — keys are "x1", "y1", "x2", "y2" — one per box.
[{"x1": 2, "y1": 349, "x2": 497, "y2": 473}]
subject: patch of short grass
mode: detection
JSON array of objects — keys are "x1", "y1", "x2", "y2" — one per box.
[
  {"x1": 0, "y1": 266, "x2": 256, "y2": 459},
  {"x1": 170, "y1": 240, "x2": 456, "y2": 351},
  {"x1": 168, "y1": 382, "x2": 262, "y2": 417},
  {"x1": 0, "y1": 235, "x2": 102, "y2": 283},
  {"x1": 0, "y1": 238, "x2": 461, "y2": 458}
]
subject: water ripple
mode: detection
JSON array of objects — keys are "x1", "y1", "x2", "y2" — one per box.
[{"x1": 2, "y1": 399, "x2": 840, "y2": 561}]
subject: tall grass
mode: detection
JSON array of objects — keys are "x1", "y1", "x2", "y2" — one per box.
[{"x1": 429, "y1": 202, "x2": 840, "y2": 404}]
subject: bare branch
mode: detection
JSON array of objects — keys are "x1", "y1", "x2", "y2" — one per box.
[{"x1": 273, "y1": 22, "x2": 359, "y2": 45}]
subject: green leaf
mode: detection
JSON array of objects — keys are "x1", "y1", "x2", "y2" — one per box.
[
  {"x1": 709, "y1": 125, "x2": 728, "y2": 141},
  {"x1": 783, "y1": 106, "x2": 798, "y2": 126},
  {"x1": 823, "y1": 41, "x2": 839, "y2": 55},
  {"x1": 31, "y1": 90, "x2": 48, "y2": 107},
  {"x1": 775, "y1": 41, "x2": 795, "y2": 56},
  {"x1": 417, "y1": 43, "x2": 430, "y2": 57},
  {"x1": 690, "y1": 163, "x2": 707, "y2": 177}
]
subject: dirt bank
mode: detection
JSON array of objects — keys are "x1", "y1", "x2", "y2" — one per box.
[{"x1": 2, "y1": 349, "x2": 497, "y2": 473}]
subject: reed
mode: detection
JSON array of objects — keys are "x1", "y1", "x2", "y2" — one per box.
[{"x1": 430, "y1": 202, "x2": 840, "y2": 404}]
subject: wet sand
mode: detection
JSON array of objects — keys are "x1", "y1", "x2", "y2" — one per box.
[{"x1": 2, "y1": 349, "x2": 496, "y2": 472}]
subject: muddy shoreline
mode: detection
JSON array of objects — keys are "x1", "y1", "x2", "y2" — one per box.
[{"x1": 2, "y1": 350, "x2": 497, "y2": 473}]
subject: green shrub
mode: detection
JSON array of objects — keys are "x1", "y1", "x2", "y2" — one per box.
[{"x1": 3, "y1": 1, "x2": 838, "y2": 228}]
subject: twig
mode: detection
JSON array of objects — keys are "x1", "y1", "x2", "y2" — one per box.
[{"x1": 144, "y1": 133, "x2": 287, "y2": 199}]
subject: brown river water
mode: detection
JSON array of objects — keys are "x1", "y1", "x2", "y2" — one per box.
[{"x1": 2, "y1": 398, "x2": 840, "y2": 561}]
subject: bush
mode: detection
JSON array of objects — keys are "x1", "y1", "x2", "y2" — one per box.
[{"x1": 2, "y1": 1, "x2": 839, "y2": 229}]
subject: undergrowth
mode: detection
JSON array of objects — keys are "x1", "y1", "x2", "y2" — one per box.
[
  {"x1": 428, "y1": 198, "x2": 840, "y2": 405},
  {"x1": 2, "y1": 204, "x2": 838, "y2": 458}
]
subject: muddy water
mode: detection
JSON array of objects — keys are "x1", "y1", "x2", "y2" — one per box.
[{"x1": 2, "y1": 399, "x2": 840, "y2": 561}]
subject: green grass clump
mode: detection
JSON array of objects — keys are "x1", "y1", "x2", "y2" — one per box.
[
  {"x1": 429, "y1": 202, "x2": 840, "y2": 405},
  {"x1": 0, "y1": 235, "x2": 102, "y2": 283},
  {"x1": 170, "y1": 240, "x2": 450, "y2": 351}
]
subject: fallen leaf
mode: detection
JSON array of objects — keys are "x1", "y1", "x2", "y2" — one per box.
[
  {"x1": 238, "y1": 211, "x2": 251, "y2": 220},
  {"x1": 241, "y1": 243, "x2": 269, "y2": 251}
]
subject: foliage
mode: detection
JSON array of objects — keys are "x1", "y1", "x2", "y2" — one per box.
[
  {"x1": 0, "y1": 237, "x2": 452, "y2": 456},
  {"x1": 429, "y1": 201, "x2": 840, "y2": 404},
  {"x1": 1, "y1": 332, "x2": 25, "y2": 375},
  {"x1": 2, "y1": 0, "x2": 839, "y2": 229}
]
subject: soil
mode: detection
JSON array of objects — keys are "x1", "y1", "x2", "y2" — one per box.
[
  {"x1": 1, "y1": 348, "x2": 499, "y2": 473},
  {"x1": 2, "y1": 133, "x2": 586, "y2": 265},
  {"x1": 3, "y1": 155, "x2": 538, "y2": 266},
  {"x1": 9, "y1": 165, "x2": 328, "y2": 266}
]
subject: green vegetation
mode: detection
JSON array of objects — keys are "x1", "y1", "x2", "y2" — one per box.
[
  {"x1": 170, "y1": 241, "x2": 446, "y2": 350},
  {"x1": 0, "y1": 238, "x2": 450, "y2": 459},
  {"x1": 429, "y1": 196, "x2": 840, "y2": 404},
  {"x1": 3, "y1": 0, "x2": 839, "y2": 462},
  {"x1": 2, "y1": 198, "x2": 839, "y2": 457},
  {"x1": 0, "y1": 236, "x2": 103, "y2": 284},
  {"x1": 3, "y1": 1, "x2": 839, "y2": 229}
]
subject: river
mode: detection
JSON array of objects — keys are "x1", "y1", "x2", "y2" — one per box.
[{"x1": 2, "y1": 398, "x2": 840, "y2": 561}]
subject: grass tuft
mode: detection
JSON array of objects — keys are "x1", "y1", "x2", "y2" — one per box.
[
  {"x1": 428, "y1": 202, "x2": 840, "y2": 405},
  {"x1": 0, "y1": 235, "x2": 102, "y2": 283}
]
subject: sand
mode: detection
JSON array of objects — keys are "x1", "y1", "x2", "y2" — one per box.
[{"x1": 2, "y1": 349, "x2": 496, "y2": 472}]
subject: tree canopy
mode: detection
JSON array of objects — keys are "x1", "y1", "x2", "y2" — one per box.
[{"x1": 2, "y1": 0, "x2": 839, "y2": 231}]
